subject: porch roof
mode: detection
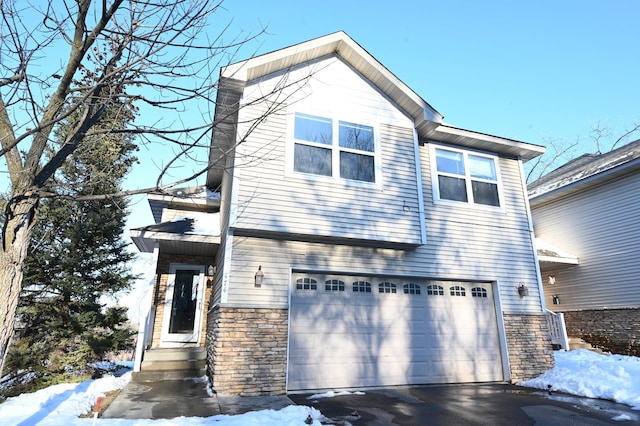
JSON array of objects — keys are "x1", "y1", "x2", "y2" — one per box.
[
  {"x1": 130, "y1": 214, "x2": 220, "y2": 255},
  {"x1": 536, "y1": 238, "x2": 579, "y2": 265}
]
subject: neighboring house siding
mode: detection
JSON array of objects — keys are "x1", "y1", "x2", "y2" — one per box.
[
  {"x1": 533, "y1": 171, "x2": 640, "y2": 310},
  {"x1": 230, "y1": 55, "x2": 423, "y2": 246}
]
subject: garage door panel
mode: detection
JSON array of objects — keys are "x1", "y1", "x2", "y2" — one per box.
[{"x1": 288, "y1": 278, "x2": 504, "y2": 391}]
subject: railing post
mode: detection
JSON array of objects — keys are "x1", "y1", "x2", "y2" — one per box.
[{"x1": 557, "y1": 312, "x2": 570, "y2": 350}]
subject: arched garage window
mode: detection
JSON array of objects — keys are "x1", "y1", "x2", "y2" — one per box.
[
  {"x1": 325, "y1": 279, "x2": 345, "y2": 291},
  {"x1": 296, "y1": 278, "x2": 317, "y2": 290},
  {"x1": 449, "y1": 285, "x2": 466, "y2": 296},
  {"x1": 378, "y1": 282, "x2": 397, "y2": 294},
  {"x1": 472, "y1": 287, "x2": 488, "y2": 298},
  {"x1": 352, "y1": 281, "x2": 371, "y2": 293},
  {"x1": 427, "y1": 285, "x2": 444, "y2": 295},
  {"x1": 403, "y1": 283, "x2": 421, "y2": 295}
]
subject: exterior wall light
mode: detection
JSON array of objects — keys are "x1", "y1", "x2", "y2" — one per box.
[
  {"x1": 254, "y1": 265, "x2": 264, "y2": 288},
  {"x1": 207, "y1": 265, "x2": 216, "y2": 276},
  {"x1": 552, "y1": 295, "x2": 560, "y2": 305},
  {"x1": 518, "y1": 282, "x2": 529, "y2": 297},
  {"x1": 548, "y1": 275, "x2": 556, "y2": 285}
]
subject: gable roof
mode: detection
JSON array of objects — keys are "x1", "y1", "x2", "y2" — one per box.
[
  {"x1": 528, "y1": 139, "x2": 640, "y2": 202},
  {"x1": 207, "y1": 32, "x2": 545, "y2": 188}
]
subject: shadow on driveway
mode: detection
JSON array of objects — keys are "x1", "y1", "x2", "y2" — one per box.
[{"x1": 289, "y1": 384, "x2": 640, "y2": 425}]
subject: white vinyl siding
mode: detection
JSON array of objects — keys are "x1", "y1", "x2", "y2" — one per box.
[
  {"x1": 230, "y1": 56, "x2": 422, "y2": 246},
  {"x1": 217, "y1": 55, "x2": 541, "y2": 314},
  {"x1": 533, "y1": 171, "x2": 640, "y2": 310}
]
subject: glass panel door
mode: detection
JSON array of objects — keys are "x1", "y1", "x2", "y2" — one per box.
[{"x1": 161, "y1": 264, "x2": 205, "y2": 344}]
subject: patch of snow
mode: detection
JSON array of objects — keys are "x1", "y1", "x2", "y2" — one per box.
[
  {"x1": 307, "y1": 390, "x2": 366, "y2": 399},
  {"x1": 518, "y1": 349, "x2": 640, "y2": 410},
  {"x1": 172, "y1": 212, "x2": 220, "y2": 236}
]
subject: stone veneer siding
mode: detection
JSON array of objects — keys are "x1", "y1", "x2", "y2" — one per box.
[
  {"x1": 503, "y1": 314, "x2": 554, "y2": 382},
  {"x1": 206, "y1": 306, "x2": 288, "y2": 396},
  {"x1": 562, "y1": 308, "x2": 640, "y2": 356}
]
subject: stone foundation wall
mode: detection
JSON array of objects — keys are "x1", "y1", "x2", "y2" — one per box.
[
  {"x1": 206, "y1": 306, "x2": 288, "y2": 396},
  {"x1": 562, "y1": 308, "x2": 640, "y2": 356},
  {"x1": 503, "y1": 314, "x2": 554, "y2": 382}
]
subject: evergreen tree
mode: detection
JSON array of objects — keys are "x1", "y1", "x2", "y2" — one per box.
[{"x1": 4, "y1": 51, "x2": 139, "y2": 389}]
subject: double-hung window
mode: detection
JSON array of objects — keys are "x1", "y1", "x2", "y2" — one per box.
[
  {"x1": 433, "y1": 146, "x2": 501, "y2": 207},
  {"x1": 293, "y1": 112, "x2": 376, "y2": 183}
]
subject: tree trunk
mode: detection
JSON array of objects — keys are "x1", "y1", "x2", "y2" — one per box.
[{"x1": 0, "y1": 194, "x2": 39, "y2": 376}]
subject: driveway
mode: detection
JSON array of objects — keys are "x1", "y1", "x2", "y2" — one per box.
[{"x1": 288, "y1": 384, "x2": 640, "y2": 425}]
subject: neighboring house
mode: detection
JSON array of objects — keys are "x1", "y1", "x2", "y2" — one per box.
[
  {"x1": 529, "y1": 139, "x2": 640, "y2": 356},
  {"x1": 131, "y1": 31, "x2": 552, "y2": 396}
]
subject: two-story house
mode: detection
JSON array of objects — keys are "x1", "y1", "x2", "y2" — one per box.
[{"x1": 132, "y1": 31, "x2": 551, "y2": 396}]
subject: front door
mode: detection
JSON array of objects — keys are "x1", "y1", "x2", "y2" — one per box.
[{"x1": 161, "y1": 264, "x2": 206, "y2": 345}]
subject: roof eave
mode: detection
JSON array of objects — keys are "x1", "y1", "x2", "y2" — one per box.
[
  {"x1": 220, "y1": 31, "x2": 443, "y2": 127},
  {"x1": 530, "y1": 156, "x2": 640, "y2": 206},
  {"x1": 421, "y1": 122, "x2": 545, "y2": 161},
  {"x1": 130, "y1": 229, "x2": 221, "y2": 253}
]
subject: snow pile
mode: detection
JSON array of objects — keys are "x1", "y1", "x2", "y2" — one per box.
[
  {"x1": 519, "y1": 349, "x2": 640, "y2": 410},
  {"x1": 0, "y1": 372, "x2": 131, "y2": 425}
]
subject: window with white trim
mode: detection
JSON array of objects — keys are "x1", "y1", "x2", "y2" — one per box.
[
  {"x1": 293, "y1": 112, "x2": 377, "y2": 183},
  {"x1": 433, "y1": 146, "x2": 501, "y2": 207}
]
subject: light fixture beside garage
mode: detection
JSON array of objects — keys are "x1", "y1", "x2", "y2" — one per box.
[
  {"x1": 517, "y1": 282, "x2": 529, "y2": 297},
  {"x1": 254, "y1": 265, "x2": 264, "y2": 288}
]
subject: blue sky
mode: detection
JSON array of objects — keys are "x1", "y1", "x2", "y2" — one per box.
[
  {"x1": 218, "y1": 0, "x2": 638, "y2": 147},
  {"x1": 126, "y1": 0, "x2": 640, "y2": 227},
  {"x1": 2, "y1": 2, "x2": 635, "y2": 228}
]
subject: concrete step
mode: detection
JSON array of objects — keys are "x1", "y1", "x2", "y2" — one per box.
[
  {"x1": 143, "y1": 347, "x2": 206, "y2": 362},
  {"x1": 132, "y1": 368, "x2": 206, "y2": 382},
  {"x1": 141, "y1": 358, "x2": 206, "y2": 371}
]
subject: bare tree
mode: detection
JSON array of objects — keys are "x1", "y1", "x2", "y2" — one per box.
[
  {"x1": 526, "y1": 121, "x2": 640, "y2": 184},
  {"x1": 0, "y1": 0, "x2": 295, "y2": 374}
]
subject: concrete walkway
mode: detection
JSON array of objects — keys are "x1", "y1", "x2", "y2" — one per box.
[{"x1": 101, "y1": 378, "x2": 294, "y2": 420}]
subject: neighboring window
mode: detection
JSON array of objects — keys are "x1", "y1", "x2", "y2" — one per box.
[
  {"x1": 296, "y1": 278, "x2": 317, "y2": 290},
  {"x1": 325, "y1": 279, "x2": 345, "y2": 292},
  {"x1": 434, "y1": 147, "x2": 501, "y2": 207},
  {"x1": 379, "y1": 282, "x2": 397, "y2": 294},
  {"x1": 472, "y1": 287, "x2": 488, "y2": 298},
  {"x1": 293, "y1": 112, "x2": 376, "y2": 183},
  {"x1": 353, "y1": 281, "x2": 372, "y2": 293},
  {"x1": 403, "y1": 283, "x2": 421, "y2": 295},
  {"x1": 427, "y1": 285, "x2": 444, "y2": 296},
  {"x1": 450, "y1": 285, "x2": 466, "y2": 296}
]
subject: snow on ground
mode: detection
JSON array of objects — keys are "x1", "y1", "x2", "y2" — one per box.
[
  {"x1": 0, "y1": 349, "x2": 638, "y2": 425},
  {"x1": 518, "y1": 349, "x2": 640, "y2": 410}
]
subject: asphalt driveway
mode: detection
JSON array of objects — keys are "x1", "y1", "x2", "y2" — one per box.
[{"x1": 289, "y1": 384, "x2": 640, "y2": 425}]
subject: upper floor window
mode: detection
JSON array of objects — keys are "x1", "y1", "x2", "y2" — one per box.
[
  {"x1": 293, "y1": 112, "x2": 376, "y2": 183},
  {"x1": 433, "y1": 146, "x2": 501, "y2": 207}
]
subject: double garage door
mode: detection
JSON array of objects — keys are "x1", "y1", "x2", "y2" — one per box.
[{"x1": 288, "y1": 274, "x2": 504, "y2": 391}]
